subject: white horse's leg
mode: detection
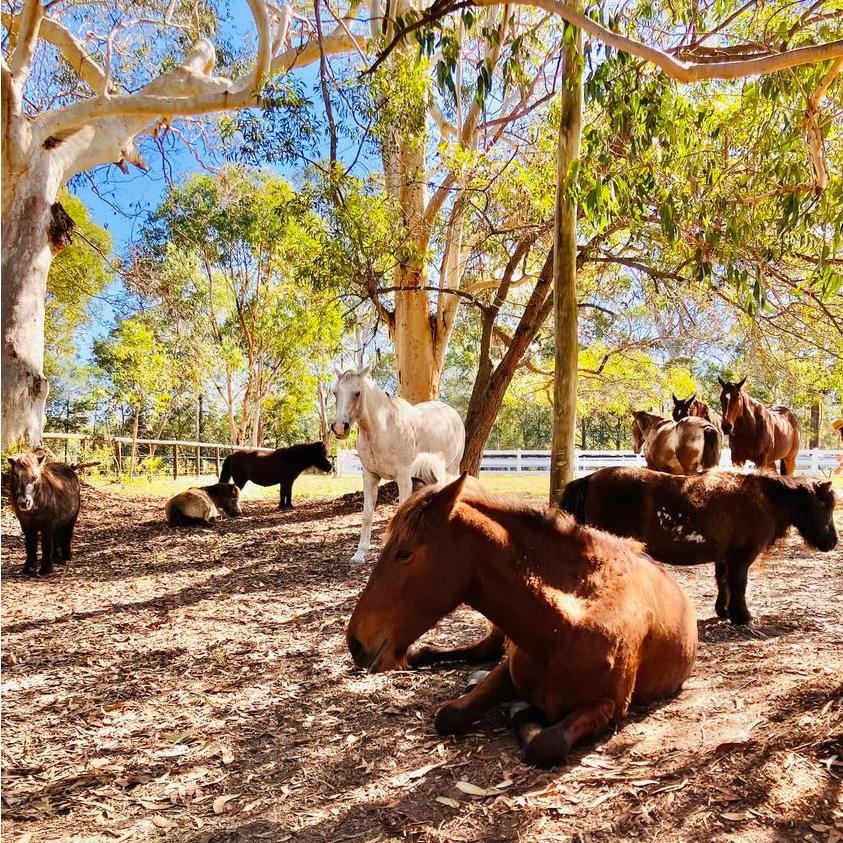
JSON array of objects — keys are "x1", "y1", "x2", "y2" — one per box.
[
  {"x1": 352, "y1": 469, "x2": 380, "y2": 565},
  {"x1": 396, "y1": 472, "x2": 413, "y2": 504}
]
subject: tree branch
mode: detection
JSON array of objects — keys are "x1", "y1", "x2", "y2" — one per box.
[{"x1": 8, "y1": 0, "x2": 43, "y2": 81}]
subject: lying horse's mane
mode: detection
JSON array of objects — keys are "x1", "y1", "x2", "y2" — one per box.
[{"x1": 389, "y1": 483, "x2": 646, "y2": 558}]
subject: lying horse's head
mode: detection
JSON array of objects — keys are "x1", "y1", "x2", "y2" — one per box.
[
  {"x1": 671, "y1": 393, "x2": 696, "y2": 422},
  {"x1": 331, "y1": 366, "x2": 370, "y2": 439},
  {"x1": 791, "y1": 479, "x2": 838, "y2": 552},
  {"x1": 346, "y1": 474, "x2": 472, "y2": 672},
  {"x1": 207, "y1": 483, "x2": 242, "y2": 517},
  {"x1": 7, "y1": 451, "x2": 49, "y2": 512},
  {"x1": 718, "y1": 376, "x2": 746, "y2": 435}
]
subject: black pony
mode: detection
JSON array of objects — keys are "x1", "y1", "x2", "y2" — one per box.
[{"x1": 219, "y1": 442, "x2": 333, "y2": 509}]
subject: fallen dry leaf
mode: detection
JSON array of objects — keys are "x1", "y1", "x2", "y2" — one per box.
[{"x1": 212, "y1": 794, "x2": 240, "y2": 814}]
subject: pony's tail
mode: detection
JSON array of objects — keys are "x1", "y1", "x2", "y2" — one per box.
[
  {"x1": 410, "y1": 452, "x2": 451, "y2": 487},
  {"x1": 559, "y1": 475, "x2": 589, "y2": 523},
  {"x1": 702, "y1": 426, "x2": 721, "y2": 471},
  {"x1": 219, "y1": 455, "x2": 232, "y2": 484}
]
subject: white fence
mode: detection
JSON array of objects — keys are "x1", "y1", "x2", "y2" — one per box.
[{"x1": 335, "y1": 448, "x2": 842, "y2": 478}]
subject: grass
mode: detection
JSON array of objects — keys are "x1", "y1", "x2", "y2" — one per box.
[{"x1": 86, "y1": 472, "x2": 555, "y2": 501}]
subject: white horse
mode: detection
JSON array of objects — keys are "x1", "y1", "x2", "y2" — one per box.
[{"x1": 332, "y1": 366, "x2": 465, "y2": 564}]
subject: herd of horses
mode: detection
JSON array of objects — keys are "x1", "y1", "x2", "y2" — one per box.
[{"x1": 4, "y1": 369, "x2": 838, "y2": 768}]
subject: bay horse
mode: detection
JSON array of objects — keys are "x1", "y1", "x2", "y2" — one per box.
[
  {"x1": 718, "y1": 377, "x2": 800, "y2": 474},
  {"x1": 332, "y1": 366, "x2": 465, "y2": 564},
  {"x1": 672, "y1": 393, "x2": 722, "y2": 432},
  {"x1": 165, "y1": 482, "x2": 242, "y2": 526},
  {"x1": 560, "y1": 466, "x2": 837, "y2": 624},
  {"x1": 219, "y1": 442, "x2": 333, "y2": 509},
  {"x1": 631, "y1": 410, "x2": 721, "y2": 475},
  {"x1": 7, "y1": 451, "x2": 80, "y2": 576},
  {"x1": 347, "y1": 474, "x2": 698, "y2": 767}
]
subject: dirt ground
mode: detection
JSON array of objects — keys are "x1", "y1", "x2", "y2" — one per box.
[{"x1": 2, "y1": 484, "x2": 841, "y2": 843}]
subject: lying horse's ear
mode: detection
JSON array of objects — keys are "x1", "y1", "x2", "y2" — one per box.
[
  {"x1": 430, "y1": 472, "x2": 468, "y2": 515},
  {"x1": 718, "y1": 376, "x2": 727, "y2": 388},
  {"x1": 736, "y1": 376, "x2": 746, "y2": 389},
  {"x1": 37, "y1": 453, "x2": 48, "y2": 465}
]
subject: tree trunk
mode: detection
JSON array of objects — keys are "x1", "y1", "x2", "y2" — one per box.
[
  {"x1": 0, "y1": 154, "x2": 63, "y2": 449},
  {"x1": 128, "y1": 408, "x2": 140, "y2": 478},
  {"x1": 462, "y1": 252, "x2": 554, "y2": 475},
  {"x1": 549, "y1": 17, "x2": 584, "y2": 505},
  {"x1": 392, "y1": 269, "x2": 439, "y2": 403},
  {"x1": 809, "y1": 400, "x2": 821, "y2": 449}
]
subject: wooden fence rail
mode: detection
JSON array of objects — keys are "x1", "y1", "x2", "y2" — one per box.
[{"x1": 42, "y1": 432, "x2": 273, "y2": 479}]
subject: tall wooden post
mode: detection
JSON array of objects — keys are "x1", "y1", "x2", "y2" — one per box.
[
  {"x1": 173, "y1": 444, "x2": 179, "y2": 480},
  {"x1": 549, "y1": 13, "x2": 584, "y2": 503},
  {"x1": 195, "y1": 445, "x2": 201, "y2": 477}
]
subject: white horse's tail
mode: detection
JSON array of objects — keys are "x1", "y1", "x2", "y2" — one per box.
[{"x1": 410, "y1": 452, "x2": 453, "y2": 487}]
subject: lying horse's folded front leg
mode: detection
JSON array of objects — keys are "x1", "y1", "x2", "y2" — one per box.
[
  {"x1": 522, "y1": 698, "x2": 618, "y2": 768},
  {"x1": 434, "y1": 658, "x2": 516, "y2": 736},
  {"x1": 408, "y1": 625, "x2": 507, "y2": 668}
]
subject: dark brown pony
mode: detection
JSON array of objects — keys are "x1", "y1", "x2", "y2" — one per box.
[
  {"x1": 347, "y1": 475, "x2": 698, "y2": 767},
  {"x1": 219, "y1": 442, "x2": 333, "y2": 509},
  {"x1": 672, "y1": 393, "x2": 722, "y2": 432},
  {"x1": 560, "y1": 466, "x2": 837, "y2": 625},
  {"x1": 7, "y1": 451, "x2": 81, "y2": 576},
  {"x1": 718, "y1": 377, "x2": 800, "y2": 474},
  {"x1": 165, "y1": 482, "x2": 242, "y2": 526}
]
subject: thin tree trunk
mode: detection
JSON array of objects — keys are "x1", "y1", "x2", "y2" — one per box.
[
  {"x1": 809, "y1": 400, "x2": 821, "y2": 449},
  {"x1": 129, "y1": 408, "x2": 140, "y2": 478},
  {"x1": 549, "y1": 16, "x2": 584, "y2": 504}
]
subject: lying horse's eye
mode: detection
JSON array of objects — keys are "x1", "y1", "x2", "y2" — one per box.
[{"x1": 394, "y1": 549, "x2": 413, "y2": 564}]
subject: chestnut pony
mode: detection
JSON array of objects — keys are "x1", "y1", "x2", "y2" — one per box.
[
  {"x1": 718, "y1": 377, "x2": 800, "y2": 474},
  {"x1": 347, "y1": 475, "x2": 698, "y2": 767}
]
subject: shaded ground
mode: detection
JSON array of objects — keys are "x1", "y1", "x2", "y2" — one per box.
[{"x1": 2, "y1": 485, "x2": 841, "y2": 843}]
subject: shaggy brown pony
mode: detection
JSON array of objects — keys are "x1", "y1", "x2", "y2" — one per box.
[
  {"x1": 560, "y1": 466, "x2": 837, "y2": 625},
  {"x1": 165, "y1": 483, "x2": 242, "y2": 527},
  {"x1": 7, "y1": 451, "x2": 81, "y2": 576},
  {"x1": 347, "y1": 474, "x2": 698, "y2": 767},
  {"x1": 219, "y1": 442, "x2": 333, "y2": 509}
]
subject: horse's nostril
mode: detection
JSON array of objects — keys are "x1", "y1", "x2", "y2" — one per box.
[
  {"x1": 343, "y1": 422, "x2": 350, "y2": 433},
  {"x1": 347, "y1": 634, "x2": 368, "y2": 667}
]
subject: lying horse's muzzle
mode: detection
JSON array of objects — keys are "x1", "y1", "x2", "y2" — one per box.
[{"x1": 347, "y1": 633, "x2": 389, "y2": 672}]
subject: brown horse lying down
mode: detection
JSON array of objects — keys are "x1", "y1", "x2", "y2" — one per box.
[
  {"x1": 347, "y1": 474, "x2": 698, "y2": 767},
  {"x1": 165, "y1": 483, "x2": 242, "y2": 527},
  {"x1": 560, "y1": 467, "x2": 837, "y2": 625},
  {"x1": 7, "y1": 451, "x2": 81, "y2": 576}
]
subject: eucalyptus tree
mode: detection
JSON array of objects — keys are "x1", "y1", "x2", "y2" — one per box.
[{"x1": 0, "y1": 0, "x2": 360, "y2": 448}]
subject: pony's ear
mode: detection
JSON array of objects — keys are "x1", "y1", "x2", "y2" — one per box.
[
  {"x1": 37, "y1": 453, "x2": 48, "y2": 466},
  {"x1": 718, "y1": 376, "x2": 727, "y2": 388},
  {"x1": 690, "y1": 393, "x2": 696, "y2": 404},
  {"x1": 6, "y1": 455, "x2": 17, "y2": 468},
  {"x1": 815, "y1": 480, "x2": 833, "y2": 494},
  {"x1": 672, "y1": 393, "x2": 679, "y2": 403},
  {"x1": 736, "y1": 376, "x2": 746, "y2": 389},
  {"x1": 430, "y1": 472, "x2": 468, "y2": 515},
  {"x1": 358, "y1": 365, "x2": 371, "y2": 378}
]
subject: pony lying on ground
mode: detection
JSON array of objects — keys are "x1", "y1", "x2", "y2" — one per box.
[
  {"x1": 560, "y1": 467, "x2": 837, "y2": 625},
  {"x1": 719, "y1": 377, "x2": 800, "y2": 475},
  {"x1": 347, "y1": 474, "x2": 698, "y2": 767},
  {"x1": 165, "y1": 483, "x2": 242, "y2": 527},
  {"x1": 219, "y1": 442, "x2": 333, "y2": 509},
  {"x1": 7, "y1": 451, "x2": 81, "y2": 577},
  {"x1": 672, "y1": 393, "x2": 723, "y2": 432},
  {"x1": 632, "y1": 410, "x2": 721, "y2": 475}
]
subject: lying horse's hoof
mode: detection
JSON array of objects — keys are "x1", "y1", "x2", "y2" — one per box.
[{"x1": 434, "y1": 702, "x2": 473, "y2": 736}]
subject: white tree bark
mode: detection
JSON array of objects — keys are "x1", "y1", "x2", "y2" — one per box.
[{"x1": 1, "y1": 0, "x2": 361, "y2": 448}]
